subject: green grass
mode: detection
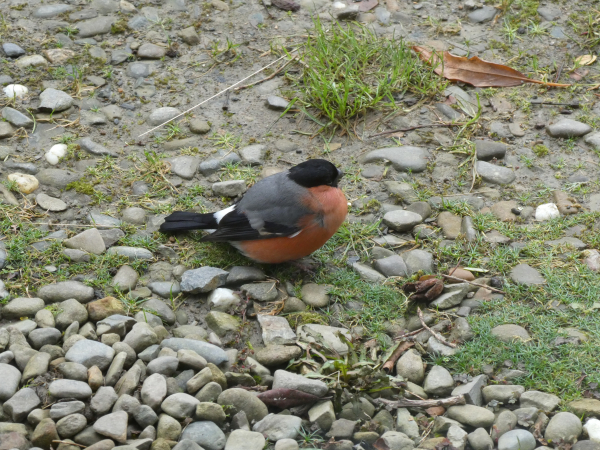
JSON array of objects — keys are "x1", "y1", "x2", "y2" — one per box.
[
  {"x1": 436, "y1": 212, "x2": 600, "y2": 401},
  {"x1": 299, "y1": 18, "x2": 445, "y2": 136}
]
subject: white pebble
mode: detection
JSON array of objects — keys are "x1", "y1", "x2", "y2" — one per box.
[
  {"x1": 584, "y1": 418, "x2": 600, "y2": 443},
  {"x1": 3, "y1": 84, "x2": 28, "y2": 98},
  {"x1": 7, "y1": 172, "x2": 39, "y2": 194},
  {"x1": 208, "y1": 288, "x2": 241, "y2": 311},
  {"x1": 332, "y1": 1, "x2": 346, "y2": 8},
  {"x1": 45, "y1": 143, "x2": 68, "y2": 165},
  {"x1": 535, "y1": 203, "x2": 560, "y2": 221}
]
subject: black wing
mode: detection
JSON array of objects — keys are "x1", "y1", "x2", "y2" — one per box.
[{"x1": 201, "y1": 208, "x2": 301, "y2": 242}]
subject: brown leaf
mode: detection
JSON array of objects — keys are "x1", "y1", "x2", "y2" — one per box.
[
  {"x1": 426, "y1": 406, "x2": 446, "y2": 416},
  {"x1": 256, "y1": 388, "x2": 321, "y2": 409},
  {"x1": 358, "y1": 0, "x2": 378, "y2": 11},
  {"x1": 413, "y1": 46, "x2": 570, "y2": 88},
  {"x1": 373, "y1": 438, "x2": 391, "y2": 450},
  {"x1": 570, "y1": 68, "x2": 589, "y2": 81}
]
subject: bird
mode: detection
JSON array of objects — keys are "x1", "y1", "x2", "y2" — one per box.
[{"x1": 160, "y1": 159, "x2": 348, "y2": 264}]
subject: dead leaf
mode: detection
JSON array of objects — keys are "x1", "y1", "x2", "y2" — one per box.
[
  {"x1": 256, "y1": 388, "x2": 321, "y2": 409},
  {"x1": 373, "y1": 439, "x2": 391, "y2": 450},
  {"x1": 426, "y1": 406, "x2": 446, "y2": 416},
  {"x1": 358, "y1": 0, "x2": 378, "y2": 12},
  {"x1": 413, "y1": 46, "x2": 571, "y2": 88},
  {"x1": 575, "y1": 54, "x2": 597, "y2": 66},
  {"x1": 570, "y1": 68, "x2": 589, "y2": 81},
  {"x1": 325, "y1": 142, "x2": 342, "y2": 152}
]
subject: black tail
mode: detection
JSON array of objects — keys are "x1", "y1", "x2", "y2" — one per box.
[{"x1": 159, "y1": 211, "x2": 218, "y2": 232}]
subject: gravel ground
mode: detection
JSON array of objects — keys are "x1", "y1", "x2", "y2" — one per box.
[{"x1": 2, "y1": 0, "x2": 600, "y2": 449}]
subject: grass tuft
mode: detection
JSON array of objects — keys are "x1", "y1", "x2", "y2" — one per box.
[{"x1": 300, "y1": 19, "x2": 445, "y2": 135}]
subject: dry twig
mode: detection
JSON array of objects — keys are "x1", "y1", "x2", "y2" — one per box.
[
  {"x1": 417, "y1": 307, "x2": 457, "y2": 348},
  {"x1": 441, "y1": 274, "x2": 506, "y2": 294},
  {"x1": 374, "y1": 394, "x2": 466, "y2": 409}
]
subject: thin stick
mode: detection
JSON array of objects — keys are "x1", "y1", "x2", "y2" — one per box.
[
  {"x1": 369, "y1": 122, "x2": 466, "y2": 139},
  {"x1": 234, "y1": 57, "x2": 297, "y2": 92},
  {"x1": 441, "y1": 274, "x2": 505, "y2": 294},
  {"x1": 35, "y1": 223, "x2": 121, "y2": 228},
  {"x1": 138, "y1": 51, "x2": 296, "y2": 138},
  {"x1": 417, "y1": 307, "x2": 457, "y2": 348},
  {"x1": 393, "y1": 327, "x2": 425, "y2": 341},
  {"x1": 382, "y1": 341, "x2": 414, "y2": 373},
  {"x1": 373, "y1": 394, "x2": 465, "y2": 409}
]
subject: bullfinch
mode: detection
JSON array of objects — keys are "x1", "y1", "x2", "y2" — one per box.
[{"x1": 160, "y1": 159, "x2": 348, "y2": 264}]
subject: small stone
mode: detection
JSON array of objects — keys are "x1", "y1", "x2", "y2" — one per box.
[
  {"x1": 451, "y1": 374, "x2": 487, "y2": 406},
  {"x1": 468, "y1": 428, "x2": 494, "y2": 450},
  {"x1": 181, "y1": 267, "x2": 229, "y2": 294},
  {"x1": 475, "y1": 139, "x2": 507, "y2": 161},
  {"x1": 497, "y1": 429, "x2": 536, "y2": 450},
  {"x1": 65, "y1": 339, "x2": 115, "y2": 370},
  {"x1": 38, "y1": 281, "x2": 94, "y2": 303},
  {"x1": 32, "y1": 417, "x2": 60, "y2": 449},
  {"x1": 4, "y1": 387, "x2": 41, "y2": 421},
  {"x1": 476, "y1": 161, "x2": 515, "y2": 185},
  {"x1": 583, "y1": 419, "x2": 600, "y2": 444},
  {"x1": 257, "y1": 315, "x2": 296, "y2": 345},
  {"x1": 2, "y1": 107, "x2": 34, "y2": 128},
  {"x1": 297, "y1": 324, "x2": 351, "y2": 355},
  {"x1": 7, "y1": 173, "x2": 39, "y2": 194},
  {"x1": 382, "y1": 210, "x2": 423, "y2": 232},
  {"x1": 0, "y1": 363, "x2": 21, "y2": 401},
  {"x1": 468, "y1": 6, "x2": 497, "y2": 22},
  {"x1": 148, "y1": 107, "x2": 181, "y2": 126},
  {"x1": 160, "y1": 338, "x2": 229, "y2": 365},
  {"x1": 107, "y1": 246, "x2": 153, "y2": 261},
  {"x1": 224, "y1": 429, "x2": 265, "y2": 450},
  {"x1": 177, "y1": 27, "x2": 201, "y2": 46},
  {"x1": 545, "y1": 412, "x2": 582, "y2": 444},
  {"x1": 265, "y1": 96, "x2": 289, "y2": 111},
  {"x1": 403, "y1": 250, "x2": 434, "y2": 275},
  {"x1": 536, "y1": 203, "x2": 560, "y2": 221},
  {"x1": 2, "y1": 43, "x2": 26, "y2": 57},
  {"x1": 212, "y1": 180, "x2": 247, "y2": 197},
  {"x1": 253, "y1": 414, "x2": 303, "y2": 441},
  {"x1": 374, "y1": 255, "x2": 408, "y2": 277},
  {"x1": 423, "y1": 365, "x2": 454, "y2": 397},
  {"x1": 396, "y1": 350, "x2": 424, "y2": 384},
  {"x1": 39, "y1": 88, "x2": 74, "y2": 112},
  {"x1": 217, "y1": 388, "x2": 268, "y2": 423},
  {"x1": 49, "y1": 379, "x2": 93, "y2": 399},
  {"x1": 361, "y1": 146, "x2": 429, "y2": 172},
  {"x1": 272, "y1": 370, "x2": 328, "y2": 396},
  {"x1": 87, "y1": 296, "x2": 127, "y2": 321},
  {"x1": 138, "y1": 43, "x2": 167, "y2": 59},
  {"x1": 491, "y1": 324, "x2": 531, "y2": 343},
  {"x1": 64, "y1": 228, "x2": 106, "y2": 255},
  {"x1": 569, "y1": 399, "x2": 600, "y2": 417},
  {"x1": 94, "y1": 411, "x2": 128, "y2": 443},
  {"x1": 306, "y1": 400, "x2": 335, "y2": 431},
  {"x1": 510, "y1": 264, "x2": 545, "y2": 285},
  {"x1": 36, "y1": 193, "x2": 68, "y2": 212},
  {"x1": 352, "y1": 262, "x2": 386, "y2": 282},
  {"x1": 546, "y1": 119, "x2": 592, "y2": 138},
  {"x1": 300, "y1": 283, "x2": 330, "y2": 308},
  {"x1": 15, "y1": 55, "x2": 48, "y2": 69},
  {"x1": 180, "y1": 421, "x2": 226, "y2": 450},
  {"x1": 519, "y1": 390, "x2": 560, "y2": 411},
  {"x1": 447, "y1": 405, "x2": 495, "y2": 428},
  {"x1": 57, "y1": 413, "x2": 87, "y2": 438}
]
